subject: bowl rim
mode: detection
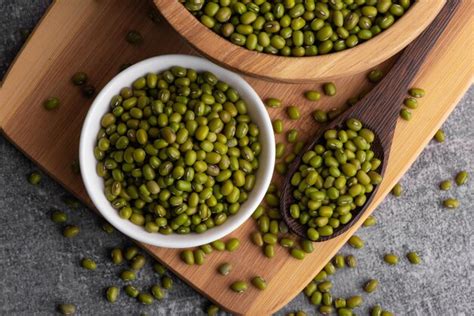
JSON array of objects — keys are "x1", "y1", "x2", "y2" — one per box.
[
  {"x1": 154, "y1": 0, "x2": 445, "y2": 83},
  {"x1": 79, "y1": 54, "x2": 275, "y2": 248}
]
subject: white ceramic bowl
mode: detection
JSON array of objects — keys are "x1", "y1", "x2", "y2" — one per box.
[{"x1": 80, "y1": 54, "x2": 275, "y2": 248}]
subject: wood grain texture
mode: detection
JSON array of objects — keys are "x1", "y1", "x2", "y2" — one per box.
[
  {"x1": 154, "y1": 0, "x2": 445, "y2": 83},
  {"x1": 0, "y1": 0, "x2": 472, "y2": 315}
]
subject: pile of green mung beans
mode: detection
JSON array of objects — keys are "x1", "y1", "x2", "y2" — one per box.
[
  {"x1": 54, "y1": 225, "x2": 176, "y2": 313},
  {"x1": 400, "y1": 87, "x2": 425, "y2": 121},
  {"x1": 94, "y1": 66, "x2": 261, "y2": 234},
  {"x1": 181, "y1": 0, "x2": 412, "y2": 57},
  {"x1": 303, "y1": 254, "x2": 374, "y2": 315},
  {"x1": 179, "y1": 237, "x2": 243, "y2": 265},
  {"x1": 439, "y1": 170, "x2": 468, "y2": 209},
  {"x1": 104, "y1": 246, "x2": 175, "y2": 305},
  {"x1": 71, "y1": 71, "x2": 96, "y2": 99},
  {"x1": 289, "y1": 118, "x2": 382, "y2": 241},
  {"x1": 301, "y1": 239, "x2": 420, "y2": 315}
]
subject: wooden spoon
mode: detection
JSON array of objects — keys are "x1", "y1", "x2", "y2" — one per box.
[{"x1": 280, "y1": 0, "x2": 461, "y2": 241}]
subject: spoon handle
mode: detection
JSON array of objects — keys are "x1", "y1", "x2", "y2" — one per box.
[{"x1": 355, "y1": 0, "x2": 461, "y2": 147}]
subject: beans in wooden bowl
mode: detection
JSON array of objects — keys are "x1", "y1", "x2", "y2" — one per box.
[{"x1": 181, "y1": 0, "x2": 412, "y2": 57}]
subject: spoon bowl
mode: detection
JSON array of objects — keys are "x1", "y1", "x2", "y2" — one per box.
[
  {"x1": 280, "y1": 0, "x2": 460, "y2": 240},
  {"x1": 281, "y1": 116, "x2": 387, "y2": 240}
]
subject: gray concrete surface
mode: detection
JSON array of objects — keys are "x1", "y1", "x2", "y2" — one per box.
[{"x1": 1, "y1": 1, "x2": 473, "y2": 315}]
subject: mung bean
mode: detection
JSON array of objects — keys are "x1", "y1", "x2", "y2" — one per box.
[
  {"x1": 265, "y1": 98, "x2": 281, "y2": 108},
  {"x1": 273, "y1": 119, "x2": 284, "y2": 134},
  {"x1": 455, "y1": 171, "x2": 468, "y2": 185},
  {"x1": 345, "y1": 255, "x2": 357, "y2": 268},
  {"x1": 443, "y1": 198, "x2": 459, "y2": 208},
  {"x1": 439, "y1": 180, "x2": 451, "y2": 191},
  {"x1": 181, "y1": 250, "x2": 194, "y2": 265},
  {"x1": 218, "y1": 262, "x2": 232, "y2": 276},
  {"x1": 391, "y1": 183, "x2": 402, "y2": 197},
  {"x1": 151, "y1": 285, "x2": 164, "y2": 300},
  {"x1": 305, "y1": 90, "x2": 321, "y2": 101},
  {"x1": 226, "y1": 238, "x2": 240, "y2": 252},
  {"x1": 408, "y1": 87, "x2": 425, "y2": 98},
  {"x1": 400, "y1": 108, "x2": 412, "y2": 121},
  {"x1": 162, "y1": 276, "x2": 173, "y2": 289},
  {"x1": 371, "y1": 305, "x2": 382, "y2": 316},
  {"x1": 346, "y1": 295, "x2": 363, "y2": 308},
  {"x1": 280, "y1": 238, "x2": 294, "y2": 248},
  {"x1": 124, "y1": 247, "x2": 138, "y2": 260},
  {"x1": 363, "y1": 216, "x2": 376, "y2": 227},
  {"x1": 106, "y1": 286, "x2": 119, "y2": 303},
  {"x1": 137, "y1": 293, "x2": 154, "y2": 305},
  {"x1": 201, "y1": 244, "x2": 213, "y2": 254},
  {"x1": 63, "y1": 225, "x2": 80, "y2": 238},
  {"x1": 290, "y1": 248, "x2": 305, "y2": 260},
  {"x1": 364, "y1": 279, "x2": 379, "y2": 293},
  {"x1": 207, "y1": 304, "x2": 219, "y2": 316},
  {"x1": 101, "y1": 223, "x2": 114, "y2": 234},
  {"x1": 251, "y1": 231, "x2": 264, "y2": 247},
  {"x1": 126, "y1": 30, "x2": 143, "y2": 45},
  {"x1": 212, "y1": 240, "x2": 226, "y2": 251},
  {"x1": 334, "y1": 298, "x2": 346, "y2": 309},
  {"x1": 58, "y1": 304, "x2": 76, "y2": 315},
  {"x1": 323, "y1": 82, "x2": 336, "y2": 96},
  {"x1": 313, "y1": 110, "x2": 328, "y2": 123},
  {"x1": 301, "y1": 239, "x2": 314, "y2": 253},
  {"x1": 71, "y1": 72, "x2": 88, "y2": 86},
  {"x1": 194, "y1": 249, "x2": 206, "y2": 265},
  {"x1": 130, "y1": 254, "x2": 146, "y2": 270},
  {"x1": 120, "y1": 270, "x2": 136, "y2": 281},
  {"x1": 153, "y1": 263, "x2": 166, "y2": 275},
  {"x1": 406, "y1": 251, "x2": 421, "y2": 264},
  {"x1": 348, "y1": 235, "x2": 364, "y2": 249},
  {"x1": 404, "y1": 97, "x2": 418, "y2": 109},
  {"x1": 81, "y1": 84, "x2": 95, "y2": 98},
  {"x1": 51, "y1": 210, "x2": 67, "y2": 223},
  {"x1": 287, "y1": 106, "x2": 301, "y2": 120},
  {"x1": 28, "y1": 171, "x2": 42, "y2": 185},
  {"x1": 43, "y1": 97, "x2": 60, "y2": 110},
  {"x1": 333, "y1": 254, "x2": 345, "y2": 268},
  {"x1": 383, "y1": 253, "x2": 398, "y2": 265},
  {"x1": 319, "y1": 305, "x2": 333, "y2": 314},
  {"x1": 368, "y1": 69, "x2": 384, "y2": 83},
  {"x1": 230, "y1": 280, "x2": 248, "y2": 293},
  {"x1": 125, "y1": 285, "x2": 139, "y2": 298},
  {"x1": 434, "y1": 129, "x2": 445, "y2": 142},
  {"x1": 81, "y1": 258, "x2": 97, "y2": 270},
  {"x1": 264, "y1": 244, "x2": 275, "y2": 258},
  {"x1": 251, "y1": 276, "x2": 267, "y2": 290},
  {"x1": 287, "y1": 129, "x2": 298, "y2": 143}
]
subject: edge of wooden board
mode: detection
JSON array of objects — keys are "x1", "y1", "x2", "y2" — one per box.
[
  {"x1": 0, "y1": 0, "x2": 472, "y2": 314},
  {"x1": 0, "y1": 2, "x2": 58, "y2": 128}
]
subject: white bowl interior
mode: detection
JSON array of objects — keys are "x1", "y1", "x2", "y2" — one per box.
[{"x1": 80, "y1": 54, "x2": 275, "y2": 248}]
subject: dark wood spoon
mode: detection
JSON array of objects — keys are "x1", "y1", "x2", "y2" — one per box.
[{"x1": 280, "y1": 0, "x2": 461, "y2": 241}]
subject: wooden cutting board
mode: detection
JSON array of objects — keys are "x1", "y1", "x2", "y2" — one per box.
[{"x1": 0, "y1": 1, "x2": 472, "y2": 315}]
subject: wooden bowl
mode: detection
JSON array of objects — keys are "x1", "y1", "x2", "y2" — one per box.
[{"x1": 154, "y1": 0, "x2": 444, "y2": 83}]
